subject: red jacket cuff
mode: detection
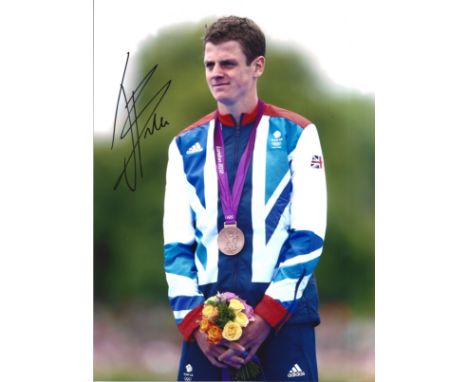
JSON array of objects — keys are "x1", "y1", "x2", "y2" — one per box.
[
  {"x1": 254, "y1": 295, "x2": 288, "y2": 329},
  {"x1": 177, "y1": 304, "x2": 203, "y2": 341}
]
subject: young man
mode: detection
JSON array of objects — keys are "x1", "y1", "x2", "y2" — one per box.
[{"x1": 163, "y1": 16, "x2": 327, "y2": 381}]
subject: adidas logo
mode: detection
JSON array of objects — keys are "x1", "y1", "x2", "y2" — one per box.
[
  {"x1": 186, "y1": 142, "x2": 203, "y2": 155},
  {"x1": 287, "y1": 363, "x2": 306, "y2": 378}
]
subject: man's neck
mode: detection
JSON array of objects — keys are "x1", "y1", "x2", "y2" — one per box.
[{"x1": 217, "y1": 95, "x2": 258, "y2": 124}]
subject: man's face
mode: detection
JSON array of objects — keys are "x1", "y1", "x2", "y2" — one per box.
[{"x1": 204, "y1": 40, "x2": 264, "y2": 107}]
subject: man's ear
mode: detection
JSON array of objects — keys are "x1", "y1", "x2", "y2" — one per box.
[{"x1": 252, "y1": 56, "x2": 265, "y2": 78}]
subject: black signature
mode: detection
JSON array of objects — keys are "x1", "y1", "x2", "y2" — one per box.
[{"x1": 111, "y1": 52, "x2": 171, "y2": 191}]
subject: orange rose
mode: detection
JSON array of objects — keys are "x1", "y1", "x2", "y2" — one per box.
[
  {"x1": 207, "y1": 325, "x2": 223, "y2": 344},
  {"x1": 199, "y1": 317, "x2": 211, "y2": 333}
]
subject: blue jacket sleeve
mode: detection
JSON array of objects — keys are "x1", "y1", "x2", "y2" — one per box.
[
  {"x1": 163, "y1": 139, "x2": 205, "y2": 340},
  {"x1": 255, "y1": 123, "x2": 327, "y2": 328}
]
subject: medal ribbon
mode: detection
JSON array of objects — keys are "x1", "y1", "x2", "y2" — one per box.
[{"x1": 214, "y1": 100, "x2": 265, "y2": 225}]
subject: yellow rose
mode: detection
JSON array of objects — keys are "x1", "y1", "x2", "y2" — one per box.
[
  {"x1": 234, "y1": 312, "x2": 249, "y2": 327},
  {"x1": 228, "y1": 299, "x2": 245, "y2": 312},
  {"x1": 207, "y1": 325, "x2": 222, "y2": 344},
  {"x1": 222, "y1": 321, "x2": 243, "y2": 341},
  {"x1": 202, "y1": 305, "x2": 219, "y2": 319}
]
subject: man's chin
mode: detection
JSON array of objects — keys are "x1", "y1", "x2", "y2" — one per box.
[{"x1": 212, "y1": 95, "x2": 234, "y2": 106}]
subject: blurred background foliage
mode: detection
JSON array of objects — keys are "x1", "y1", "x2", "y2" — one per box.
[{"x1": 94, "y1": 20, "x2": 374, "y2": 380}]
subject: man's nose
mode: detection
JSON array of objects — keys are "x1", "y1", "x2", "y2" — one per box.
[{"x1": 211, "y1": 63, "x2": 224, "y2": 78}]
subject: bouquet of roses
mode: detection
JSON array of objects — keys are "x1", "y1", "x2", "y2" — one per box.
[{"x1": 198, "y1": 292, "x2": 263, "y2": 381}]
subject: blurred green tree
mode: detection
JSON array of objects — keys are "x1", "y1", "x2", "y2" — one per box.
[{"x1": 94, "y1": 21, "x2": 374, "y2": 315}]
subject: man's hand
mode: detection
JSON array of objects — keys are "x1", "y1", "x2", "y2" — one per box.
[
  {"x1": 237, "y1": 314, "x2": 271, "y2": 363},
  {"x1": 193, "y1": 329, "x2": 245, "y2": 369},
  {"x1": 218, "y1": 314, "x2": 272, "y2": 365}
]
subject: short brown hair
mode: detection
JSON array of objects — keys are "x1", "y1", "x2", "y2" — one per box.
[{"x1": 204, "y1": 16, "x2": 266, "y2": 65}]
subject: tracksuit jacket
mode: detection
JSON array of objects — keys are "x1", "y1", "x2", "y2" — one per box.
[{"x1": 163, "y1": 102, "x2": 327, "y2": 341}]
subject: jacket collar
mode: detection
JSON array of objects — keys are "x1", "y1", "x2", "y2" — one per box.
[{"x1": 218, "y1": 102, "x2": 259, "y2": 127}]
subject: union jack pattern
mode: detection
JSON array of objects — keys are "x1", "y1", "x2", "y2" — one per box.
[
  {"x1": 310, "y1": 155, "x2": 323, "y2": 169},
  {"x1": 163, "y1": 104, "x2": 327, "y2": 339}
]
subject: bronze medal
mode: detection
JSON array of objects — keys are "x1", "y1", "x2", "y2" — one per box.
[
  {"x1": 214, "y1": 101, "x2": 265, "y2": 257},
  {"x1": 217, "y1": 223, "x2": 245, "y2": 256}
]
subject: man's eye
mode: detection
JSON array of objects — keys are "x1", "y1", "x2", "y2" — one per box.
[{"x1": 205, "y1": 63, "x2": 214, "y2": 70}]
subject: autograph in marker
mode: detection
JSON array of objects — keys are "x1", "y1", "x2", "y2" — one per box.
[{"x1": 111, "y1": 52, "x2": 171, "y2": 191}]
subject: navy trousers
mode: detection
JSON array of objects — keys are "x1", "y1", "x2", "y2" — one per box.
[{"x1": 177, "y1": 323, "x2": 318, "y2": 381}]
